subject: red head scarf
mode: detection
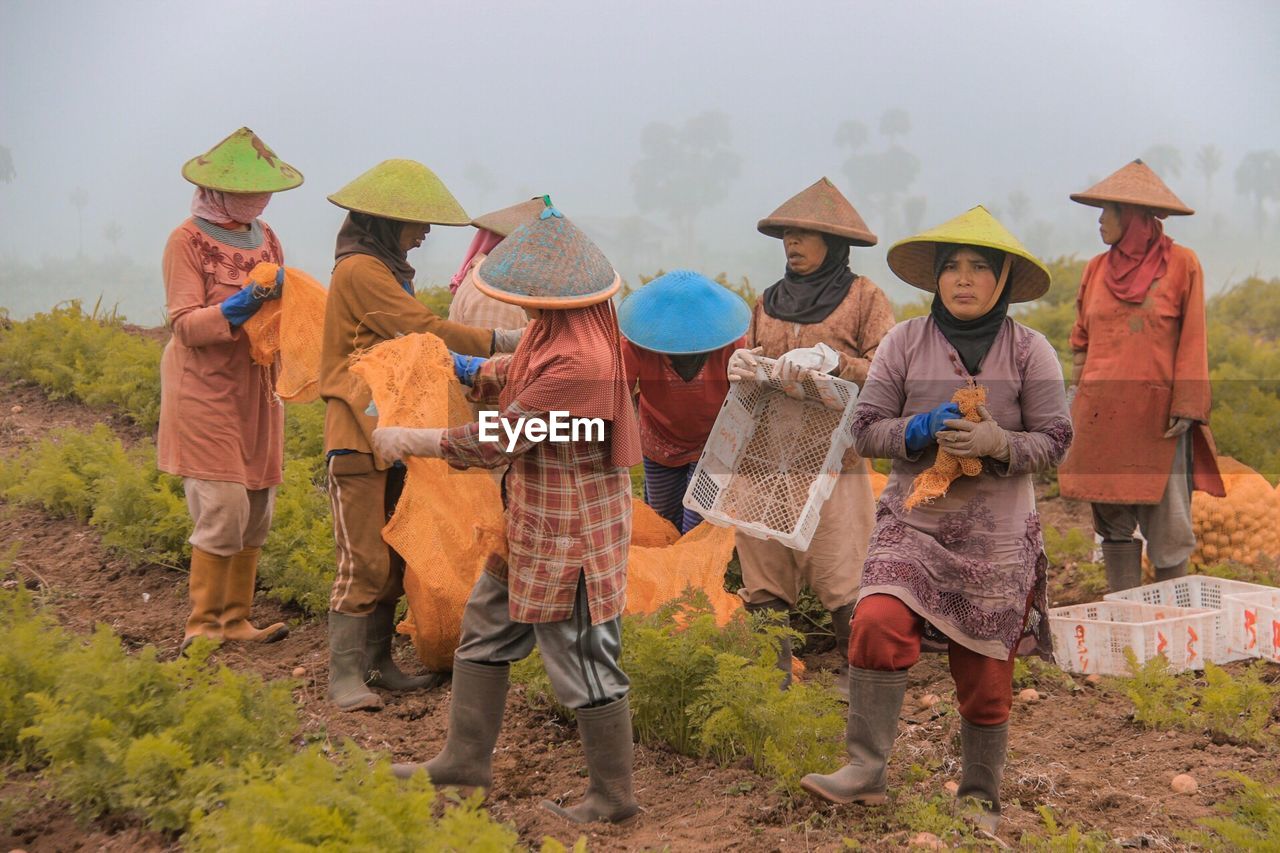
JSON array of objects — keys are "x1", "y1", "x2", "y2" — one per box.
[
  {"x1": 1104, "y1": 206, "x2": 1173, "y2": 303},
  {"x1": 499, "y1": 300, "x2": 641, "y2": 469}
]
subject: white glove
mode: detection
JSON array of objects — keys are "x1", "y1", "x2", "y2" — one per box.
[
  {"x1": 1164, "y1": 417, "x2": 1194, "y2": 438},
  {"x1": 372, "y1": 426, "x2": 444, "y2": 462},
  {"x1": 492, "y1": 327, "x2": 524, "y2": 353},
  {"x1": 727, "y1": 346, "x2": 764, "y2": 382},
  {"x1": 775, "y1": 343, "x2": 841, "y2": 400}
]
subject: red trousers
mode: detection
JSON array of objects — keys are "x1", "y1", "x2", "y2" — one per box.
[{"x1": 849, "y1": 594, "x2": 1015, "y2": 725}]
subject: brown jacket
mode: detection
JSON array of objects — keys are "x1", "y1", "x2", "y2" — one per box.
[{"x1": 320, "y1": 253, "x2": 493, "y2": 466}]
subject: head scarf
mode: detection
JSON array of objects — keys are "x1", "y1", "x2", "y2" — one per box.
[
  {"x1": 334, "y1": 212, "x2": 416, "y2": 285},
  {"x1": 191, "y1": 188, "x2": 270, "y2": 227},
  {"x1": 1104, "y1": 205, "x2": 1172, "y2": 303},
  {"x1": 761, "y1": 233, "x2": 856, "y2": 324},
  {"x1": 929, "y1": 243, "x2": 1013, "y2": 375},
  {"x1": 499, "y1": 300, "x2": 641, "y2": 468},
  {"x1": 449, "y1": 228, "x2": 504, "y2": 293}
]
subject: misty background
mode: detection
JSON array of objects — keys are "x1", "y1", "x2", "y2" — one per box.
[{"x1": 2, "y1": 0, "x2": 1278, "y2": 324}]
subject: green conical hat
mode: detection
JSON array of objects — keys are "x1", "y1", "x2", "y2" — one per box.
[
  {"x1": 327, "y1": 159, "x2": 469, "y2": 225},
  {"x1": 181, "y1": 127, "x2": 303, "y2": 193},
  {"x1": 886, "y1": 205, "x2": 1051, "y2": 303}
]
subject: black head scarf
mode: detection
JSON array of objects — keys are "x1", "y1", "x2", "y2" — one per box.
[
  {"x1": 761, "y1": 233, "x2": 856, "y2": 324},
  {"x1": 929, "y1": 243, "x2": 1012, "y2": 375},
  {"x1": 334, "y1": 212, "x2": 416, "y2": 285}
]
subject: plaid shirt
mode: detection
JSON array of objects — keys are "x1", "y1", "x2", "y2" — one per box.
[{"x1": 441, "y1": 356, "x2": 632, "y2": 624}]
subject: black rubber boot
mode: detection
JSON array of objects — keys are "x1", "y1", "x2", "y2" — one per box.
[
  {"x1": 541, "y1": 696, "x2": 640, "y2": 825},
  {"x1": 365, "y1": 602, "x2": 445, "y2": 692},
  {"x1": 327, "y1": 611, "x2": 383, "y2": 712},
  {"x1": 956, "y1": 719, "x2": 1008, "y2": 834},
  {"x1": 1101, "y1": 539, "x2": 1143, "y2": 592},
  {"x1": 1155, "y1": 559, "x2": 1189, "y2": 583}
]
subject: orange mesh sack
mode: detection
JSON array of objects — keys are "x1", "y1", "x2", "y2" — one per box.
[
  {"x1": 630, "y1": 498, "x2": 681, "y2": 547},
  {"x1": 349, "y1": 333, "x2": 507, "y2": 670},
  {"x1": 625, "y1": 521, "x2": 741, "y2": 626},
  {"x1": 904, "y1": 384, "x2": 986, "y2": 510},
  {"x1": 1191, "y1": 456, "x2": 1280, "y2": 571},
  {"x1": 242, "y1": 262, "x2": 328, "y2": 403}
]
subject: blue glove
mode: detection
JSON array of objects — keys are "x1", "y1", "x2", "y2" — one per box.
[
  {"x1": 452, "y1": 352, "x2": 487, "y2": 386},
  {"x1": 905, "y1": 402, "x2": 962, "y2": 452},
  {"x1": 220, "y1": 268, "x2": 284, "y2": 327}
]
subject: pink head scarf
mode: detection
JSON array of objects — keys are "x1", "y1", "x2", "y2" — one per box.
[
  {"x1": 191, "y1": 188, "x2": 272, "y2": 227},
  {"x1": 449, "y1": 228, "x2": 504, "y2": 292}
]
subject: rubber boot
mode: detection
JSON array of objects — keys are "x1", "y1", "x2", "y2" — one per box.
[
  {"x1": 830, "y1": 602, "x2": 855, "y2": 702},
  {"x1": 365, "y1": 602, "x2": 444, "y2": 692},
  {"x1": 393, "y1": 659, "x2": 510, "y2": 787},
  {"x1": 745, "y1": 598, "x2": 793, "y2": 689},
  {"x1": 800, "y1": 667, "x2": 908, "y2": 805},
  {"x1": 327, "y1": 611, "x2": 383, "y2": 712},
  {"x1": 956, "y1": 720, "x2": 1008, "y2": 834},
  {"x1": 541, "y1": 695, "x2": 640, "y2": 825},
  {"x1": 1101, "y1": 539, "x2": 1143, "y2": 592},
  {"x1": 180, "y1": 547, "x2": 227, "y2": 653},
  {"x1": 221, "y1": 547, "x2": 289, "y2": 643},
  {"x1": 1155, "y1": 559, "x2": 1189, "y2": 583}
]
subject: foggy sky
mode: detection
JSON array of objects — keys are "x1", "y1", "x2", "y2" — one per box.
[{"x1": 2, "y1": 0, "x2": 1279, "y2": 322}]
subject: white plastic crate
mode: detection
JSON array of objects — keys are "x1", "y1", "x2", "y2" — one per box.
[
  {"x1": 683, "y1": 356, "x2": 858, "y2": 551},
  {"x1": 1104, "y1": 576, "x2": 1275, "y2": 662},
  {"x1": 1223, "y1": 589, "x2": 1280, "y2": 662},
  {"x1": 1049, "y1": 601, "x2": 1217, "y2": 675}
]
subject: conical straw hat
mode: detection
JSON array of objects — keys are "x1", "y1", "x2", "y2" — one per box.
[
  {"x1": 473, "y1": 202, "x2": 619, "y2": 308},
  {"x1": 887, "y1": 205, "x2": 1051, "y2": 303},
  {"x1": 618, "y1": 269, "x2": 751, "y2": 355},
  {"x1": 182, "y1": 127, "x2": 303, "y2": 193},
  {"x1": 472, "y1": 196, "x2": 547, "y2": 237},
  {"x1": 328, "y1": 159, "x2": 469, "y2": 225},
  {"x1": 1070, "y1": 159, "x2": 1194, "y2": 217},
  {"x1": 757, "y1": 177, "x2": 877, "y2": 246}
]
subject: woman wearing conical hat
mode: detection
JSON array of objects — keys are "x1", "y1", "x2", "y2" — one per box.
[
  {"x1": 320, "y1": 159, "x2": 526, "y2": 713},
  {"x1": 1058, "y1": 160, "x2": 1225, "y2": 592},
  {"x1": 619, "y1": 269, "x2": 750, "y2": 534},
  {"x1": 371, "y1": 201, "x2": 643, "y2": 825},
  {"x1": 725, "y1": 177, "x2": 894, "y2": 695},
  {"x1": 800, "y1": 207, "x2": 1072, "y2": 833},
  {"x1": 447, "y1": 197, "x2": 543, "y2": 330},
  {"x1": 161, "y1": 127, "x2": 301, "y2": 653}
]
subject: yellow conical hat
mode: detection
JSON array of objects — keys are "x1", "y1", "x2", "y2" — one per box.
[
  {"x1": 1070, "y1": 159, "x2": 1193, "y2": 217},
  {"x1": 886, "y1": 205, "x2": 1050, "y2": 303},
  {"x1": 327, "y1": 159, "x2": 469, "y2": 225},
  {"x1": 182, "y1": 127, "x2": 303, "y2": 193}
]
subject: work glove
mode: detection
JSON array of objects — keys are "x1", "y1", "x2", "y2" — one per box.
[
  {"x1": 904, "y1": 402, "x2": 962, "y2": 452},
  {"x1": 727, "y1": 346, "x2": 764, "y2": 382},
  {"x1": 492, "y1": 327, "x2": 524, "y2": 353},
  {"x1": 775, "y1": 343, "x2": 841, "y2": 401},
  {"x1": 939, "y1": 405, "x2": 1011, "y2": 461},
  {"x1": 220, "y1": 267, "x2": 283, "y2": 326},
  {"x1": 372, "y1": 426, "x2": 444, "y2": 462},
  {"x1": 452, "y1": 352, "x2": 486, "y2": 386},
  {"x1": 1164, "y1": 417, "x2": 1195, "y2": 438}
]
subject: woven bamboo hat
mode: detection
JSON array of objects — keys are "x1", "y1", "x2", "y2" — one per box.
[
  {"x1": 1070, "y1": 159, "x2": 1194, "y2": 217},
  {"x1": 887, "y1": 205, "x2": 1051, "y2": 303},
  {"x1": 472, "y1": 196, "x2": 547, "y2": 237},
  {"x1": 618, "y1": 270, "x2": 751, "y2": 355},
  {"x1": 182, "y1": 127, "x2": 303, "y2": 193},
  {"x1": 473, "y1": 200, "x2": 620, "y2": 308},
  {"x1": 757, "y1": 177, "x2": 877, "y2": 246},
  {"x1": 327, "y1": 159, "x2": 470, "y2": 225}
]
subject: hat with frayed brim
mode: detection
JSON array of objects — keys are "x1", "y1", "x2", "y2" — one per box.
[
  {"x1": 472, "y1": 196, "x2": 547, "y2": 237},
  {"x1": 327, "y1": 159, "x2": 469, "y2": 225},
  {"x1": 757, "y1": 177, "x2": 877, "y2": 246},
  {"x1": 182, "y1": 127, "x2": 303, "y2": 193},
  {"x1": 473, "y1": 204, "x2": 619, "y2": 309},
  {"x1": 619, "y1": 269, "x2": 751, "y2": 355},
  {"x1": 1070, "y1": 159, "x2": 1194, "y2": 217},
  {"x1": 887, "y1": 205, "x2": 1051, "y2": 303}
]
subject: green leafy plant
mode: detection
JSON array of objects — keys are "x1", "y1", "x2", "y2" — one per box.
[
  {"x1": 1019, "y1": 804, "x2": 1111, "y2": 851},
  {"x1": 1121, "y1": 651, "x2": 1280, "y2": 745},
  {"x1": 0, "y1": 586, "x2": 72, "y2": 760},
  {"x1": 1181, "y1": 771, "x2": 1280, "y2": 851}
]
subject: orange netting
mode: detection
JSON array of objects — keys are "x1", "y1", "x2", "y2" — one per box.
[
  {"x1": 904, "y1": 385, "x2": 987, "y2": 510},
  {"x1": 630, "y1": 500, "x2": 681, "y2": 547},
  {"x1": 242, "y1": 262, "x2": 328, "y2": 403}
]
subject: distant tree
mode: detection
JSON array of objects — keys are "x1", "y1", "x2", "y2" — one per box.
[
  {"x1": 0, "y1": 145, "x2": 14, "y2": 183},
  {"x1": 1141, "y1": 144, "x2": 1183, "y2": 179},
  {"x1": 1235, "y1": 150, "x2": 1280, "y2": 238},
  {"x1": 903, "y1": 196, "x2": 927, "y2": 233},
  {"x1": 880, "y1": 108, "x2": 911, "y2": 142},
  {"x1": 104, "y1": 221, "x2": 123, "y2": 253},
  {"x1": 69, "y1": 187, "x2": 89, "y2": 256},
  {"x1": 1195, "y1": 144, "x2": 1223, "y2": 203},
  {"x1": 1007, "y1": 190, "x2": 1031, "y2": 227},
  {"x1": 834, "y1": 120, "x2": 869, "y2": 150}
]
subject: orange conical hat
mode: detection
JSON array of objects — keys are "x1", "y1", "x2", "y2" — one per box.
[
  {"x1": 757, "y1": 177, "x2": 877, "y2": 246},
  {"x1": 1070, "y1": 159, "x2": 1194, "y2": 217}
]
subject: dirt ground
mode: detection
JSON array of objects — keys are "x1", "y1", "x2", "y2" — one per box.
[{"x1": 2, "y1": 379, "x2": 1277, "y2": 851}]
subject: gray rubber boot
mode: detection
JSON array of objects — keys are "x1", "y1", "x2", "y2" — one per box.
[
  {"x1": 392, "y1": 660, "x2": 510, "y2": 788},
  {"x1": 1101, "y1": 539, "x2": 1144, "y2": 592},
  {"x1": 800, "y1": 667, "x2": 907, "y2": 804},
  {"x1": 365, "y1": 602, "x2": 445, "y2": 692},
  {"x1": 1155, "y1": 559, "x2": 1189, "y2": 583},
  {"x1": 830, "y1": 602, "x2": 855, "y2": 702},
  {"x1": 541, "y1": 696, "x2": 640, "y2": 825},
  {"x1": 327, "y1": 611, "x2": 383, "y2": 712},
  {"x1": 745, "y1": 598, "x2": 793, "y2": 689},
  {"x1": 956, "y1": 720, "x2": 1008, "y2": 834}
]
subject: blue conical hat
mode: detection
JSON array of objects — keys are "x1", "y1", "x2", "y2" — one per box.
[{"x1": 619, "y1": 270, "x2": 751, "y2": 354}]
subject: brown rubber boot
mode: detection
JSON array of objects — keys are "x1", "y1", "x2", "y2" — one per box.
[
  {"x1": 1101, "y1": 539, "x2": 1143, "y2": 592},
  {"x1": 181, "y1": 547, "x2": 227, "y2": 653},
  {"x1": 830, "y1": 602, "x2": 855, "y2": 702},
  {"x1": 745, "y1": 598, "x2": 793, "y2": 689},
  {"x1": 800, "y1": 667, "x2": 907, "y2": 804},
  {"x1": 327, "y1": 611, "x2": 383, "y2": 712},
  {"x1": 956, "y1": 720, "x2": 1008, "y2": 834},
  {"x1": 541, "y1": 695, "x2": 640, "y2": 825},
  {"x1": 220, "y1": 547, "x2": 288, "y2": 643},
  {"x1": 365, "y1": 602, "x2": 445, "y2": 692},
  {"x1": 393, "y1": 659, "x2": 510, "y2": 787},
  {"x1": 1155, "y1": 559, "x2": 1189, "y2": 583}
]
